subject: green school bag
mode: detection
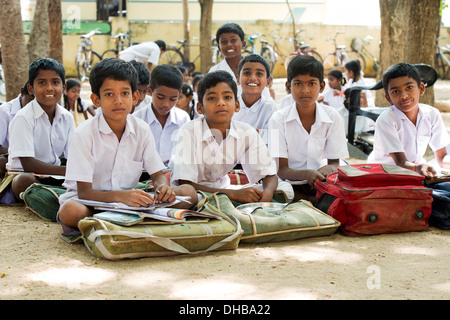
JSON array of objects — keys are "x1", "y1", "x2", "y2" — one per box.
[
  {"x1": 198, "y1": 192, "x2": 340, "y2": 244},
  {"x1": 77, "y1": 200, "x2": 243, "y2": 260},
  {"x1": 21, "y1": 183, "x2": 67, "y2": 222}
]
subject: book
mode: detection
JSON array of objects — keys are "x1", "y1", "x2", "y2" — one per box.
[{"x1": 93, "y1": 208, "x2": 218, "y2": 226}]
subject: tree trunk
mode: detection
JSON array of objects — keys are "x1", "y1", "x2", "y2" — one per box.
[
  {"x1": 198, "y1": 0, "x2": 214, "y2": 73},
  {"x1": 0, "y1": 0, "x2": 29, "y2": 101},
  {"x1": 377, "y1": 0, "x2": 441, "y2": 106},
  {"x1": 48, "y1": 0, "x2": 63, "y2": 63},
  {"x1": 28, "y1": 0, "x2": 50, "y2": 63},
  {"x1": 183, "y1": 0, "x2": 190, "y2": 64},
  {"x1": 286, "y1": 0, "x2": 296, "y2": 50}
]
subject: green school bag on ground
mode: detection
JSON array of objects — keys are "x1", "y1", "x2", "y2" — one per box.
[
  {"x1": 198, "y1": 192, "x2": 340, "y2": 244},
  {"x1": 21, "y1": 183, "x2": 67, "y2": 222},
  {"x1": 77, "y1": 201, "x2": 243, "y2": 260}
]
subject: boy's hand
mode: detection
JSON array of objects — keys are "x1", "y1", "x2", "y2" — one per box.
[
  {"x1": 230, "y1": 187, "x2": 263, "y2": 203},
  {"x1": 120, "y1": 189, "x2": 155, "y2": 207},
  {"x1": 259, "y1": 190, "x2": 274, "y2": 203},
  {"x1": 318, "y1": 165, "x2": 335, "y2": 178},
  {"x1": 416, "y1": 163, "x2": 436, "y2": 178},
  {"x1": 303, "y1": 170, "x2": 326, "y2": 188},
  {"x1": 154, "y1": 185, "x2": 176, "y2": 203}
]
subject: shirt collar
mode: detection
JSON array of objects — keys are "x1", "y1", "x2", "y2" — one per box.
[
  {"x1": 31, "y1": 99, "x2": 62, "y2": 121},
  {"x1": 201, "y1": 118, "x2": 240, "y2": 142},
  {"x1": 238, "y1": 95, "x2": 263, "y2": 113},
  {"x1": 98, "y1": 113, "x2": 136, "y2": 137},
  {"x1": 284, "y1": 101, "x2": 333, "y2": 124},
  {"x1": 147, "y1": 104, "x2": 176, "y2": 126}
]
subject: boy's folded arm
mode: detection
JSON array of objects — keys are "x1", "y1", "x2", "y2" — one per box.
[
  {"x1": 19, "y1": 157, "x2": 66, "y2": 175},
  {"x1": 260, "y1": 174, "x2": 278, "y2": 202},
  {"x1": 277, "y1": 158, "x2": 324, "y2": 187}
]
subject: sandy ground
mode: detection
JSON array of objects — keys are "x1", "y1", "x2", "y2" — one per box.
[{"x1": 0, "y1": 78, "x2": 449, "y2": 302}]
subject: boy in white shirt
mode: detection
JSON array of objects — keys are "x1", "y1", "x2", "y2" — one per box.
[
  {"x1": 129, "y1": 60, "x2": 151, "y2": 114},
  {"x1": 169, "y1": 70, "x2": 278, "y2": 204},
  {"x1": 133, "y1": 64, "x2": 190, "y2": 167},
  {"x1": 118, "y1": 40, "x2": 166, "y2": 73},
  {"x1": 268, "y1": 55, "x2": 349, "y2": 203},
  {"x1": 368, "y1": 62, "x2": 450, "y2": 176},
  {"x1": 5, "y1": 58, "x2": 75, "y2": 202},
  {"x1": 234, "y1": 54, "x2": 276, "y2": 144},
  {"x1": 57, "y1": 58, "x2": 197, "y2": 232}
]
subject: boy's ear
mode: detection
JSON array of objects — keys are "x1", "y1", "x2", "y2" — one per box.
[
  {"x1": 132, "y1": 90, "x2": 140, "y2": 106},
  {"x1": 90, "y1": 93, "x2": 101, "y2": 108},
  {"x1": 419, "y1": 82, "x2": 425, "y2": 95},
  {"x1": 27, "y1": 83, "x2": 34, "y2": 96},
  {"x1": 285, "y1": 80, "x2": 291, "y2": 94},
  {"x1": 234, "y1": 99, "x2": 240, "y2": 113},
  {"x1": 384, "y1": 93, "x2": 393, "y2": 105},
  {"x1": 148, "y1": 87, "x2": 153, "y2": 96},
  {"x1": 196, "y1": 101, "x2": 204, "y2": 115},
  {"x1": 320, "y1": 80, "x2": 326, "y2": 93}
]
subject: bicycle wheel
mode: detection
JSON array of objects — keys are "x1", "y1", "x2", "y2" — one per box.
[
  {"x1": 323, "y1": 54, "x2": 340, "y2": 74},
  {"x1": 284, "y1": 54, "x2": 298, "y2": 71},
  {"x1": 159, "y1": 48, "x2": 185, "y2": 67},
  {"x1": 435, "y1": 53, "x2": 446, "y2": 79},
  {"x1": 261, "y1": 47, "x2": 275, "y2": 72},
  {"x1": 102, "y1": 49, "x2": 118, "y2": 59},
  {"x1": 76, "y1": 50, "x2": 101, "y2": 81},
  {"x1": 346, "y1": 51, "x2": 366, "y2": 73}
]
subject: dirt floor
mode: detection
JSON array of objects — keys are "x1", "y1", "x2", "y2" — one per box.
[{"x1": 0, "y1": 78, "x2": 449, "y2": 302}]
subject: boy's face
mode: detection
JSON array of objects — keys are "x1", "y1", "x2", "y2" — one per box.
[
  {"x1": 286, "y1": 74, "x2": 325, "y2": 109},
  {"x1": 66, "y1": 85, "x2": 80, "y2": 104},
  {"x1": 150, "y1": 85, "x2": 180, "y2": 117},
  {"x1": 385, "y1": 76, "x2": 425, "y2": 114},
  {"x1": 90, "y1": 78, "x2": 139, "y2": 123},
  {"x1": 238, "y1": 61, "x2": 268, "y2": 95},
  {"x1": 197, "y1": 82, "x2": 240, "y2": 126},
  {"x1": 135, "y1": 84, "x2": 149, "y2": 107},
  {"x1": 27, "y1": 69, "x2": 65, "y2": 110},
  {"x1": 218, "y1": 32, "x2": 245, "y2": 59}
]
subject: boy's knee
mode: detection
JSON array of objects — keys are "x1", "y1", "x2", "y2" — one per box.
[
  {"x1": 58, "y1": 200, "x2": 90, "y2": 228},
  {"x1": 11, "y1": 173, "x2": 38, "y2": 200}
]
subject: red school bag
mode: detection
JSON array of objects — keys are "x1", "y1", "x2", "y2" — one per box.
[{"x1": 314, "y1": 164, "x2": 433, "y2": 236}]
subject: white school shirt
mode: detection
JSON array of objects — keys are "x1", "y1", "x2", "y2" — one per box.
[
  {"x1": 208, "y1": 59, "x2": 272, "y2": 99},
  {"x1": 59, "y1": 113, "x2": 166, "y2": 205},
  {"x1": 0, "y1": 95, "x2": 22, "y2": 149},
  {"x1": 268, "y1": 101, "x2": 349, "y2": 171},
  {"x1": 368, "y1": 103, "x2": 450, "y2": 165},
  {"x1": 119, "y1": 41, "x2": 161, "y2": 66},
  {"x1": 133, "y1": 104, "x2": 190, "y2": 166},
  {"x1": 234, "y1": 95, "x2": 276, "y2": 144},
  {"x1": 6, "y1": 99, "x2": 75, "y2": 171},
  {"x1": 169, "y1": 118, "x2": 277, "y2": 188}
]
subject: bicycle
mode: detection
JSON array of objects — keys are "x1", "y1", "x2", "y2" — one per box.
[
  {"x1": 101, "y1": 31, "x2": 132, "y2": 59},
  {"x1": 284, "y1": 30, "x2": 323, "y2": 66},
  {"x1": 241, "y1": 33, "x2": 278, "y2": 72},
  {"x1": 435, "y1": 36, "x2": 450, "y2": 79},
  {"x1": 158, "y1": 36, "x2": 221, "y2": 73},
  {"x1": 322, "y1": 31, "x2": 364, "y2": 75},
  {"x1": 75, "y1": 28, "x2": 102, "y2": 81},
  {"x1": 350, "y1": 35, "x2": 380, "y2": 74}
]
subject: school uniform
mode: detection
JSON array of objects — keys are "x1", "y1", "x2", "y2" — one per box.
[
  {"x1": 368, "y1": 103, "x2": 450, "y2": 166},
  {"x1": 59, "y1": 113, "x2": 166, "y2": 205},
  {"x1": 133, "y1": 104, "x2": 190, "y2": 166},
  {"x1": 268, "y1": 101, "x2": 349, "y2": 171},
  {"x1": 0, "y1": 95, "x2": 23, "y2": 150},
  {"x1": 169, "y1": 117, "x2": 277, "y2": 189},
  {"x1": 6, "y1": 99, "x2": 75, "y2": 171},
  {"x1": 234, "y1": 94, "x2": 276, "y2": 143},
  {"x1": 61, "y1": 97, "x2": 89, "y2": 127},
  {"x1": 119, "y1": 41, "x2": 161, "y2": 66}
]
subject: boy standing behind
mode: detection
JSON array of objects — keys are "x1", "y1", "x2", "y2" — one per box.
[
  {"x1": 57, "y1": 58, "x2": 197, "y2": 232},
  {"x1": 6, "y1": 58, "x2": 75, "y2": 201},
  {"x1": 234, "y1": 54, "x2": 276, "y2": 143},
  {"x1": 169, "y1": 71, "x2": 278, "y2": 204},
  {"x1": 368, "y1": 63, "x2": 450, "y2": 176},
  {"x1": 133, "y1": 64, "x2": 190, "y2": 167},
  {"x1": 268, "y1": 55, "x2": 348, "y2": 203}
]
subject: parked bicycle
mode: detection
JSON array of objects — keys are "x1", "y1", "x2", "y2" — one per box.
[
  {"x1": 101, "y1": 31, "x2": 132, "y2": 59},
  {"x1": 284, "y1": 30, "x2": 323, "y2": 69},
  {"x1": 435, "y1": 36, "x2": 450, "y2": 79},
  {"x1": 323, "y1": 31, "x2": 364, "y2": 75},
  {"x1": 159, "y1": 36, "x2": 221, "y2": 73},
  {"x1": 75, "y1": 29, "x2": 102, "y2": 81},
  {"x1": 350, "y1": 35, "x2": 380, "y2": 74},
  {"x1": 242, "y1": 33, "x2": 278, "y2": 72}
]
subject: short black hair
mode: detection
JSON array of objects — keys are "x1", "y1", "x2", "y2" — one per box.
[
  {"x1": 149, "y1": 64, "x2": 183, "y2": 91},
  {"x1": 287, "y1": 55, "x2": 323, "y2": 83},
  {"x1": 28, "y1": 57, "x2": 65, "y2": 86},
  {"x1": 89, "y1": 58, "x2": 138, "y2": 96},
  {"x1": 216, "y1": 23, "x2": 245, "y2": 42},
  {"x1": 197, "y1": 70, "x2": 237, "y2": 105},
  {"x1": 129, "y1": 60, "x2": 150, "y2": 86},
  {"x1": 155, "y1": 40, "x2": 166, "y2": 51},
  {"x1": 238, "y1": 53, "x2": 271, "y2": 78},
  {"x1": 344, "y1": 59, "x2": 362, "y2": 81},
  {"x1": 382, "y1": 62, "x2": 422, "y2": 95}
]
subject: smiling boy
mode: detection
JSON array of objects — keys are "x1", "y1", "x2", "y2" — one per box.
[
  {"x1": 169, "y1": 70, "x2": 278, "y2": 204},
  {"x1": 268, "y1": 55, "x2": 348, "y2": 203},
  {"x1": 368, "y1": 63, "x2": 450, "y2": 176},
  {"x1": 5, "y1": 58, "x2": 75, "y2": 202},
  {"x1": 57, "y1": 58, "x2": 196, "y2": 233}
]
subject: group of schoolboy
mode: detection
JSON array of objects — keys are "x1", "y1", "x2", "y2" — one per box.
[{"x1": 1, "y1": 22, "x2": 449, "y2": 237}]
